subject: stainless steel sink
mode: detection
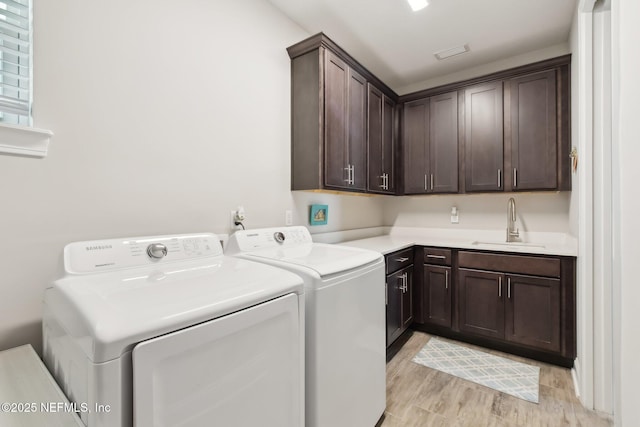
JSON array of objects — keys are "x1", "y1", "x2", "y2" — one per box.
[{"x1": 470, "y1": 241, "x2": 546, "y2": 249}]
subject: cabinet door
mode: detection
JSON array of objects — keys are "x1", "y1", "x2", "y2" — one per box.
[
  {"x1": 509, "y1": 70, "x2": 557, "y2": 190},
  {"x1": 367, "y1": 84, "x2": 384, "y2": 192},
  {"x1": 403, "y1": 99, "x2": 429, "y2": 194},
  {"x1": 367, "y1": 85, "x2": 395, "y2": 193},
  {"x1": 386, "y1": 270, "x2": 403, "y2": 346},
  {"x1": 505, "y1": 274, "x2": 561, "y2": 352},
  {"x1": 401, "y1": 266, "x2": 414, "y2": 329},
  {"x1": 464, "y1": 82, "x2": 504, "y2": 192},
  {"x1": 423, "y1": 265, "x2": 451, "y2": 327},
  {"x1": 458, "y1": 268, "x2": 505, "y2": 339},
  {"x1": 430, "y1": 91, "x2": 459, "y2": 193},
  {"x1": 324, "y1": 51, "x2": 349, "y2": 189},
  {"x1": 348, "y1": 67, "x2": 367, "y2": 190},
  {"x1": 386, "y1": 266, "x2": 413, "y2": 347},
  {"x1": 382, "y1": 95, "x2": 396, "y2": 193}
]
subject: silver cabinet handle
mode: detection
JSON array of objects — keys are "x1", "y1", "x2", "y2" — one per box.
[
  {"x1": 350, "y1": 165, "x2": 355, "y2": 185},
  {"x1": 508, "y1": 277, "x2": 511, "y2": 299},
  {"x1": 344, "y1": 165, "x2": 354, "y2": 185},
  {"x1": 497, "y1": 169, "x2": 502, "y2": 188},
  {"x1": 424, "y1": 174, "x2": 428, "y2": 191},
  {"x1": 395, "y1": 257, "x2": 410, "y2": 262},
  {"x1": 430, "y1": 173, "x2": 434, "y2": 190},
  {"x1": 398, "y1": 272, "x2": 408, "y2": 293},
  {"x1": 498, "y1": 276, "x2": 502, "y2": 297},
  {"x1": 403, "y1": 272, "x2": 408, "y2": 292},
  {"x1": 513, "y1": 168, "x2": 517, "y2": 188},
  {"x1": 380, "y1": 174, "x2": 385, "y2": 189},
  {"x1": 445, "y1": 270, "x2": 449, "y2": 289},
  {"x1": 426, "y1": 254, "x2": 446, "y2": 259},
  {"x1": 385, "y1": 173, "x2": 389, "y2": 190}
]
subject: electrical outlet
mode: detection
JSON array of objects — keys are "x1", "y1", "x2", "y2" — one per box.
[
  {"x1": 285, "y1": 210, "x2": 293, "y2": 225},
  {"x1": 451, "y1": 206, "x2": 459, "y2": 224}
]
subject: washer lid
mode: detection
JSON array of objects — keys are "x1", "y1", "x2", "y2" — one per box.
[
  {"x1": 44, "y1": 256, "x2": 303, "y2": 363},
  {"x1": 242, "y1": 243, "x2": 382, "y2": 277}
]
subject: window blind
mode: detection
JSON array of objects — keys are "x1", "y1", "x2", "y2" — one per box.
[{"x1": 0, "y1": 0, "x2": 30, "y2": 125}]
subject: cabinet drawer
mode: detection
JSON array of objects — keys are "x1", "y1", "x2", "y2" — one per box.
[
  {"x1": 458, "y1": 251, "x2": 560, "y2": 278},
  {"x1": 385, "y1": 248, "x2": 413, "y2": 274},
  {"x1": 423, "y1": 247, "x2": 452, "y2": 266}
]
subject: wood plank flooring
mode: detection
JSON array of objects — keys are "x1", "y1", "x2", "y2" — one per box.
[{"x1": 380, "y1": 331, "x2": 611, "y2": 427}]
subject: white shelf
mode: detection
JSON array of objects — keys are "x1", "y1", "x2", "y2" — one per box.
[
  {"x1": 0, "y1": 345, "x2": 84, "y2": 426},
  {"x1": 0, "y1": 123, "x2": 53, "y2": 158}
]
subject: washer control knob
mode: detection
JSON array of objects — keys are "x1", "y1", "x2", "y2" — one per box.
[
  {"x1": 147, "y1": 243, "x2": 168, "y2": 259},
  {"x1": 274, "y1": 232, "x2": 286, "y2": 244}
]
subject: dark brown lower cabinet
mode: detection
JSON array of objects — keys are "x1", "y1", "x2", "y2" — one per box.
[
  {"x1": 423, "y1": 265, "x2": 452, "y2": 328},
  {"x1": 387, "y1": 266, "x2": 413, "y2": 345},
  {"x1": 458, "y1": 268, "x2": 563, "y2": 353},
  {"x1": 458, "y1": 269, "x2": 505, "y2": 339},
  {"x1": 413, "y1": 247, "x2": 575, "y2": 367},
  {"x1": 505, "y1": 274, "x2": 561, "y2": 353},
  {"x1": 385, "y1": 249, "x2": 414, "y2": 347}
]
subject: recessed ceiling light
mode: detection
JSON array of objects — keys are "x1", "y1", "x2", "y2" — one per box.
[
  {"x1": 434, "y1": 44, "x2": 470, "y2": 60},
  {"x1": 407, "y1": 0, "x2": 429, "y2": 12}
]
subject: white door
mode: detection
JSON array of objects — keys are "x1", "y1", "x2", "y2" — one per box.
[{"x1": 132, "y1": 293, "x2": 303, "y2": 427}]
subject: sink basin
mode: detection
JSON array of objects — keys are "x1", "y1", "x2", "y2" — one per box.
[{"x1": 470, "y1": 241, "x2": 546, "y2": 249}]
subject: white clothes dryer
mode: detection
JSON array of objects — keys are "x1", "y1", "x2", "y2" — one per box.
[
  {"x1": 226, "y1": 226, "x2": 386, "y2": 427},
  {"x1": 43, "y1": 233, "x2": 304, "y2": 427}
]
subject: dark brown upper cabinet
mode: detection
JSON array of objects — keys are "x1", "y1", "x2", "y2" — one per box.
[
  {"x1": 322, "y1": 51, "x2": 367, "y2": 190},
  {"x1": 463, "y1": 81, "x2": 505, "y2": 192},
  {"x1": 430, "y1": 92, "x2": 459, "y2": 192},
  {"x1": 288, "y1": 33, "x2": 398, "y2": 193},
  {"x1": 367, "y1": 84, "x2": 396, "y2": 194},
  {"x1": 506, "y1": 69, "x2": 560, "y2": 191},
  {"x1": 403, "y1": 98, "x2": 429, "y2": 194},
  {"x1": 289, "y1": 33, "x2": 571, "y2": 195},
  {"x1": 403, "y1": 91, "x2": 458, "y2": 194}
]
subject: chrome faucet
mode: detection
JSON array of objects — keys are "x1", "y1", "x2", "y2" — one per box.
[{"x1": 506, "y1": 197, "x2": 520, "y2": 242}]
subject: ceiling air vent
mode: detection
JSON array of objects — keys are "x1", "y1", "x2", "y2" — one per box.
[{"x1": 434, "y1": 44, "x2": 470, "y2": 60}]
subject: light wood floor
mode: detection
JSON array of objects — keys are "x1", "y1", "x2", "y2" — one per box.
[{"x1": 381, "y1": 331, "x2": 612, "y2": 427}]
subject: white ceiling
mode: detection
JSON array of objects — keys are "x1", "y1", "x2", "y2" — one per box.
[{"x1": 268, "y1": 0, "x2": 578, "y2": 93}]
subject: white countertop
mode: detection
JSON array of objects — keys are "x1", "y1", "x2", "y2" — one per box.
[{"x1": 337, "y1": 227, "x2": 577, "y2": 257}]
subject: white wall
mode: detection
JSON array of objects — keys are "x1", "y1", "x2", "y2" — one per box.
[
  {"x1": 384, "y1": 192, "x2": 570, "y2": 232},
  {"x1": 569, "y1": 9, "x2": 580, "y2": 239},
  {"x1": 591, "y1": 0, "x2": 613, "y2": 414},
  {"x1": 396, "y1": 43, "x2": 571, "y2": 95},
  {"x1": 0, "y1": 0, "x2": 385, "y2": 353},
  {"x1": 612, "y1": 0, "x2": 640, "y2": 425},
  {"x1": 570, "y1": 0, "x2": 597, "y2": 410}
]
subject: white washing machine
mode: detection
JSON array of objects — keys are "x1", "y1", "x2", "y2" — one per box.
[
  {"x1": 42, "y1": 233, "x2": 305, "y2": 427},
  {"x1": 226, "y1": 226, "x2": 386, "y2": 427}
]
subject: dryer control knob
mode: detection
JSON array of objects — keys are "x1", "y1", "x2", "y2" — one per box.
[
  {"x1": 274, "y1": 232, "x2": 285, "y2": 243},
  {"x1": 147, "y1": 243, "x2": 168, "y2": 259}
]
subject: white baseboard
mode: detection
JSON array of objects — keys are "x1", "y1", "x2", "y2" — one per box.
[{"x1": 572, "y1": 364, "x2": 581, "y2": 399}]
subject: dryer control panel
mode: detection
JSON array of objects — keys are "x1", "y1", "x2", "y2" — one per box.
[
  {"x1": 64, "y1": 233, "x2": 223, "y2": 274},
  {"x1": 226, "y1": 226, "x2": 312, "y2": 253}
]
